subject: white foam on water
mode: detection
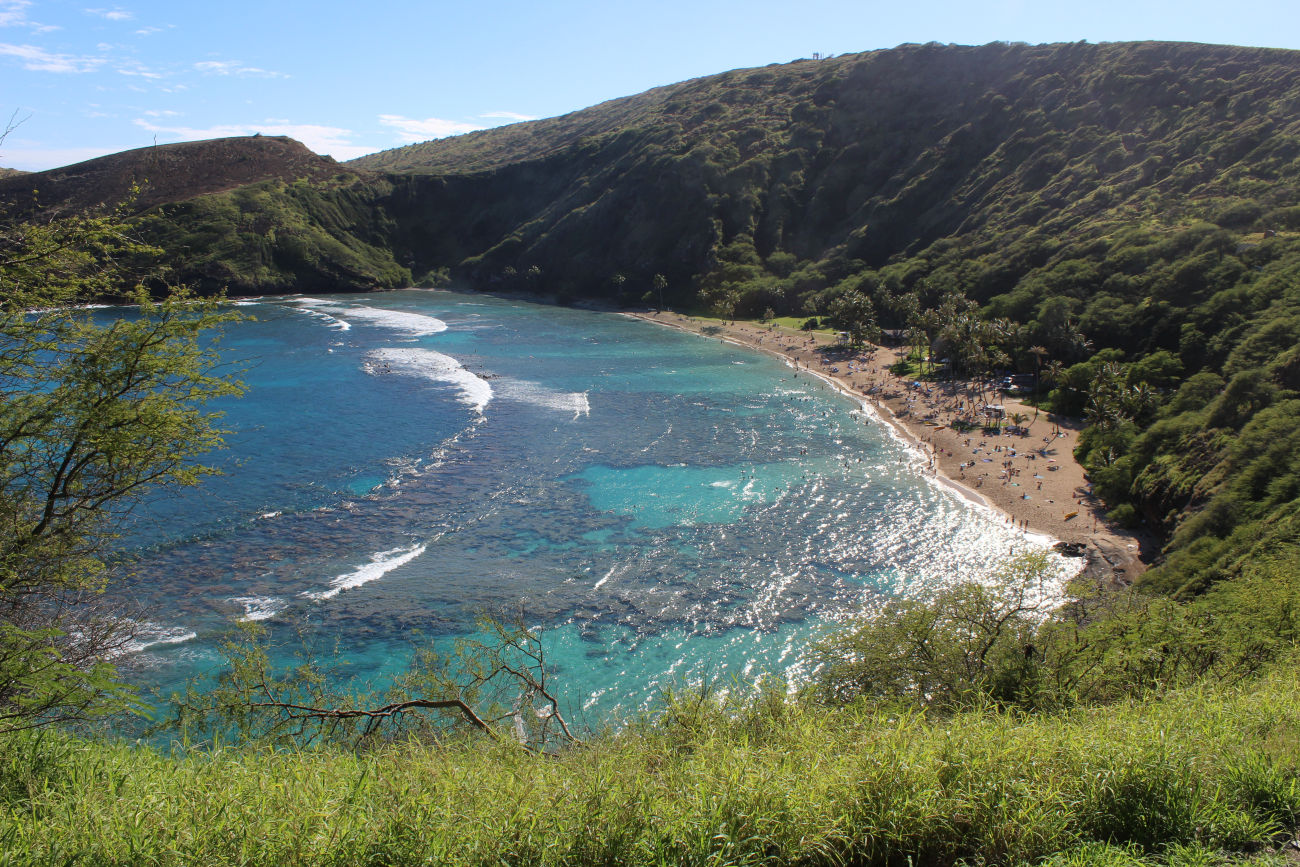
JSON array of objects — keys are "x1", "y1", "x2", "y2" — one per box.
[
  {"x1": 367, "y1": 347, "x2": 493, "y2": 413},
  {"x1": 302, "y1": 542, "x2": 428, "y2": 601},
  {"x1": 338, "y1": 305, "x2": 447, "y2": 336},
  {"x1": 592, "y1": 564, "x2": 623, "y2": 591},
  {"x1": 229, "y1": 596, "x2": 287, "y2": 622},
  {"x1": 122, "y1": 623, "x2": 198, "y2": 654},
  {"x1": 496, "y1": 380, "x2": 590, "y2": 419},
  {"x1": 288, "y1": 298, "x2": 351, "y2": 331},
  {"x1": 295, "y1": 298, "x2": 446, "y2": 336}
]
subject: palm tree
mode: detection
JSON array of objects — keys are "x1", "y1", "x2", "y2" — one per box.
[
  {"x1": 1028, "y1": 345, "x2": 1049, "y2": 393},
  {"x1": 1125, "y1": 382, "x2": 1161, "y2": 425},
  {"x1": 652, "y1": 273, "x2": 667, "y2": 310},
  {"x1": 904, "y1": 325, "x2": 927, "y2": 370},
  {"x1": 1041, "y1": 360, "x2": 1065, "y2": 391},
  {"x1": 1084, "y1": 362, "x2": 1130, "y2": 432}
]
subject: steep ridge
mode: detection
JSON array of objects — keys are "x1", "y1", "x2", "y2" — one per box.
[
  {"x1": 138, "y1": 171, "x2": 409, "y2": 294},
  {"x1": 354, "y1": 85, "x2": 683, "y2": 175},
  {"x1": 340, "y1": 41, "x2": 1300, "y2": 303},
  {"x1": 0, "y1": 135, "x2": 351, "y2": 217}
]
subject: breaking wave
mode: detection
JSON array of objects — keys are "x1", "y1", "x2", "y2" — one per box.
[
  {"x1": 295, "y1": 298, "x2": 446, "y2": 336},
  {"x1": 122, "y1": 623, "x2": 197, "y2": 654},
  {"x1": 367, "y1": 347, "x2": 493, "y2": 413},
  {"x1": 289, "y1": 297, "x2": 352, "y2": 331},
  {"x1": 229, "y1": 596, "x2": 287, "y2": 622},
  {"x1": 497, "y1": 380, "x2": 590, "y2": 419},
  {"x1": 301, "y1": 542, "x2": 428, "y2": 601}
]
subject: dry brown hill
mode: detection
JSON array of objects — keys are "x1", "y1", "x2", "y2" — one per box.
[{"x1": 0, "y1": 135, "x2": 348, "y2": 217}]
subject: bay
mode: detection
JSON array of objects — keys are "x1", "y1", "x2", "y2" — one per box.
[{"x1": 114, "y1": 289, "x2": 1066, "y2": 724}]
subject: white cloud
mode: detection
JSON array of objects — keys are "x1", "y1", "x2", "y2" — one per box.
[
  {"x1": 132, "y1": 117, "x2": 376, "y2": 161},
  {"x1": 86, "y1": 7, "x2": 133, "y2": 21},
  {"x1": 0, "y1": 42, "x2": 104, "y2": 73},
  {"x1": 263, "y1": 123, "x2": 374, "y2": 160},
  {"x1": 0, "y1": 1, "x2": 57, "y2": 32},
  {"x1": 378, "y1": 114, "x2": 484, "y2": 142},
  {"x1": 116, "y1": 60, "x2": 161, "y2": 79},
  {"x1": 479, "y1": 111, "x2": 537, "y2": 122},
  {"x1": 0, "y1": 0, "x2": 30, "y2": 26},
  {"x1": 194, "y1": 59, "x2": 285, "y2": 78},
  {"x1": 0, "y1": 34, "x2": 170, "y2": 81},
  {"x1": 132, "y1": 119, "x2": 243, "y2": 140},
  {"x1": 0, "y1": 145, "x2": 121, "y2": 171}
]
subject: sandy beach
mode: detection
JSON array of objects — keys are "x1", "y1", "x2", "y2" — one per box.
[{"x1": 627, "y1": 310, "x2": 1153, "y2": 583}]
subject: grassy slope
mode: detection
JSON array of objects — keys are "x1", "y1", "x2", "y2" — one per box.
[
  {"x1": 2, "y1": 666, "x2": 1298, "y2": 865},
  {"x1": 347, "y1": 41, "x2": 1300, "y2": 297},
  {"x1": 137, "y1": 173, "x2": 411, "y2": 294}
]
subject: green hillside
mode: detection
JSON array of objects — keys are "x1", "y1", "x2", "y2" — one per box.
[
  {"x1": 153, "y1": 40, "x2": 1300, "y2": 595},
  {"x1": 139, "y1": 172, "x2": 410, "y2": 295},
  {"x1": 4, "y1": 664, "x2": 1299, "y2": 865},
  {"x1": 6, "y1": 40, "x2": 1300, "y2": 589},
  {"x1": 347, "y1": 41, "x2": 1300, "y2": 306},
  {"x1": 126, "y1": 41, "x2": 1300, "y2": 308},
  {"x1": 7, "y1": 41, "x2": 1300, "y2": 857}
]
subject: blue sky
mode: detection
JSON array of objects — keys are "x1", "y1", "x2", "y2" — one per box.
[{"x1": 3, "y1": 0, "x2": 1300, "y2": 171}]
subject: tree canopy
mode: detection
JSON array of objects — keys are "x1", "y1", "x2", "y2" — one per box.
[{"x1": 0, "y1": 205, "x2": 242, "y2": 733}]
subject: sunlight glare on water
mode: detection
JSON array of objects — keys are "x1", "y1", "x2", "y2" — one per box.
[{"x1": 114, "y1": 290, "x2": 1075, "y2": 723}]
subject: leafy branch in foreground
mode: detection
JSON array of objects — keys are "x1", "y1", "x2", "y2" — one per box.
[
  {"x1": 0, "y1": 201, "x2": 244, "y2": 734},
  {"x1": 811, "y1": 549, "x2": 1300, "y2": 714},
  {"x1": 809, "y1": 552, "x2": 1057, "y2": 711},
  {"x1": 169, "y1": 613, "x2": 578, "y2": 752}
]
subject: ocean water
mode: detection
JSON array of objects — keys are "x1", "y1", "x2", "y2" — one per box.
[{"x1": 113, "y1": 290, "x2": 1068, "y2": 724}]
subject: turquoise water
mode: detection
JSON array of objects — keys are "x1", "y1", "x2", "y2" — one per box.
[{"x1": 113, "y1": 290, "x2": 1065, "y2": 725}]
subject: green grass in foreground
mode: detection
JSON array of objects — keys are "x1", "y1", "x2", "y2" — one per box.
[{"x1": 2, "y1": 667, "x2": 1298, "y2": 866}]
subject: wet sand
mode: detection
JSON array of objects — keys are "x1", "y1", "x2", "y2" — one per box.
[{"x1": 627, "y1": 311, "x2": 1153, "y2": 582}]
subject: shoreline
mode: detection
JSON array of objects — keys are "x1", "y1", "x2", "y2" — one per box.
[
  {"x1": 291, "y1": 286, "x2": 1152, "y2": 583},
  {"x1": 625, "y1": 309, "x2": 1153, "y2": 583}
]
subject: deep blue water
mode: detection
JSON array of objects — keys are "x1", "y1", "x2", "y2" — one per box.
[{"x1": 114, "y1": 290, "x2": 1064, "y2": 724}]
